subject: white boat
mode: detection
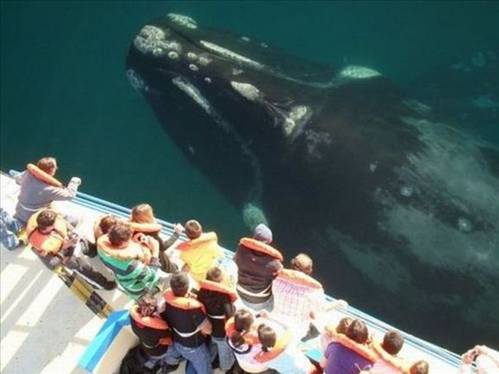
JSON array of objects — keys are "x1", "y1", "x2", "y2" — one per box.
[{"x1": 0, "y1": 171, "x2": 462, "y2": 373}]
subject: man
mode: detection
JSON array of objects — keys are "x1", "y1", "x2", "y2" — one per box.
[
  {"x1": 234, "y1": 223, "x2": 283, "y2": 310},
  {"x1": 27, "y1": 209, "x2": 115, "y2": 289},
  {"x1": 15, "y1": 157, "x2": 81, "y2": 224},
  {"x1": 97, "y1": 222, "x2": 162, "y2": 299},
  {"x1": 162, "y1": 272, "x2": 213, "y2": 374}
]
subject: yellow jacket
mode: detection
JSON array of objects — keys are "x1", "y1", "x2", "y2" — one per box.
[{"x1": 177, "y1": 232, "x2": 223, "y2": 282}]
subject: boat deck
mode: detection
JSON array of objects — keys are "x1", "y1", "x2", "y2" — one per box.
[{"x1": 0, "y1": 172, "x2": 462, "y2": 373}]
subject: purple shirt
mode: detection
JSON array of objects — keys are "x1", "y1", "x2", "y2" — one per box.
[{"x1": 325, "y1": 342, "x2": 372, "y2": 374}]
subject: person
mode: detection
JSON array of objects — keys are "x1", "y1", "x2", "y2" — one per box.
[
  {"x1": 321, "y1": 319, "x2": 376, "y2": 374},
  {"x1": 290, "y1": 253, "x2": 313, "y2": 275},
  {"x1": 161, "y1": 272, "x2": 213, "y2": 374},
  {"x1": 97, "y1": 222, "x2": 162, "y2": 299},
  {"x1": 14, "y1": 157, "x2": 81, "y2": 225},
  {"x1": 27, "y1": 208, "x2": 115, "y2": 289},
  {"x1": 409, "y1": 360, "x2": 429, "y2": 374},
  {"x1": 459, "y1": 345, "x2": 499, "y2": 373},
  {"x1": 255, "y1": 323, "x2": 314, "y2": 374},
  {"x1": 226, "y1": 309, "x2": 271, "y2": 374},
  {"x1": 272, "y1": 253, "x2": 347, "y2": 339},
  {"x1": 176, "y1": 219, "x2": 223, "y2": 283},
  {"x1": 368, "y1": 330, "x2": 407, "y2": 374},
  {"x1": 321, "y1": 317, "x2": 352, "y2": 351},
  {"x1": 197, "y1": 266, "x2": 238, "y2": 372},
  {"x1": 127, "y1": 293, "x2": 178, "y2": 373},
  {"x1": 82, "y1": 214, "x2": 120, "y2": 258},
  {"x1": 130, "y1": 203, "x2": 183, "y2": 273},
  {"x1": 234, "y1": 224, "x2": 283, "y2": 310}
]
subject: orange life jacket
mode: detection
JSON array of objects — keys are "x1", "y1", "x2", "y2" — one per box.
[
  {"x1": 325, "y1": 328, "x2": 377, "y2": 363},
  {"x1": 371, "y1": 341, "x2": 410, "y2": 373},
  {"x1": 276, "y1": 268, "x2": 322, "y2": 289},
  {"x1": 254, "y1": 329, "x2": 292, "y2": 363},
  {"x1": 27, "y1": 163, "x2": 63, "y2": 188},
  {"x1": 130, "y1": 305, "x2": 172, "y2": 346},
  {"x1": 239, "y1": 237, "x2": 283, "y2": 261},
  {"x1": 225, "y1": 317, "x2": 260, "y2": 345},
  {"x1": 129, "y1": 221, "x2": 162, "y2": 234},
  {"x1": 97, "y1": 235, "x2": 151, "y2": 264},
  {"x1": 26, "y1": 210, "x2": 68, "y2": 254},
  {"x1": 199, "y1": 280, "x2": 238, "y2": 303},
  {"x1": 163, "y1": 289, "x2": 206, "y2": 313}
]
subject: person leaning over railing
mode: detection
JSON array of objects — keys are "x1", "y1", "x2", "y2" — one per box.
[
  {"x1": 129, "y1": 203, "x2": 184, "y2": 273},
  {"x1": 234, "y1": 224, "x2": 283, "y2": 311},
  {"x1": 320, "y1": 319, "x2": 376, "y2": 374},
  {"x1": 459, "y1": 345, "x2": 499, "y2": 374},
  {"x1": 175, "y1": 219, "x2": 224, "y2": 283},
  {"x1": 97, "y1": 222, "x2": 164, "y2": 299},
  {"x1": 27, "y1": 208, "x2": 115, "y2": 290},
  {"x1": 272, "y1": 253, "x2": 348, "y2": 340},
  {"x1": 14, "y1": 156, "x2": 81, "y2": 225}
]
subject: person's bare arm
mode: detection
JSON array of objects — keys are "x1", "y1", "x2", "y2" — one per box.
[{"x1": 200, "y1": 318, "x2": 212, "y2": 335}]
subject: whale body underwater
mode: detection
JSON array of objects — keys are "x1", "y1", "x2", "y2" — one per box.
[{"x1": 126, "y1": 14, "x2": 499, "y2": 350}]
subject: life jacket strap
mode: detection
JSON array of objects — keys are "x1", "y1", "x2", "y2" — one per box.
[{"x1": 237, "y1": 284, "x2": 272, "y2": 298}]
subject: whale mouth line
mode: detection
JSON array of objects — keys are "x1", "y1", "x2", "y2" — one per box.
[{"x1": 171, "y1": 75, "x2": 264, "y2": 204}]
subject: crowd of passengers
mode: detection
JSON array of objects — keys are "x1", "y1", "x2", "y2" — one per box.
[{"x1": 1, "y1": 157, "x2": 498, "y2": 374}]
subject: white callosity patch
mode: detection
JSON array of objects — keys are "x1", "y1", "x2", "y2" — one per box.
[
  {"x1": 167, "y1": 13, "x2": 197, "y2": 29},
  {"x1": 171, "y1": 76, "x2": 263, "y2": 201},
  {"x1": 230, "y1": 81, "x2": 261, "y2": 102},
  {"x1": 241, "y1": 36, "x2": 251, "y2": 42},
  {"x1": 186, "y1": 52, "x2": 198, "y2": 61},
  {"x1": 126, "y1": 69, "x2": 147, "y2": 91},
  {"x1": 200, "y1": 40, "x2": 265, "y2": 70},
  {"x1": 189, "y1": 64, "x2": 199, "y2": 72},
  {"x1": 339, "y1": 65, "x2": 381, "y2": 79},
  {"x1": 168, "y1": 51, "x2": 179, "y2": 60},
  {"x1": 283, "y1": 105, "x2": 311, "y2": 137},
  {"x1": 171, "y1": 76, "x2": 212, "y2": 115},
  {"x1": 198, "y1": 56, "x2": 211, "y2": 66},
  {"x1": 134, "y1": 25, "x2": 181, "y2": 57},
  {"x1": 232, "y1": 68, "x2": 244, "y2": 76}
]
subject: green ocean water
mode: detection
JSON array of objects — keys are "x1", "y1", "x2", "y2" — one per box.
[{"x1": 2, "y1": 1, "x2": 499, "y2": 352}]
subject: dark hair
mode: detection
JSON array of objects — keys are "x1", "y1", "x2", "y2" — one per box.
[
  {"x1": 230, "y1": 309, "x2": 254, "y2": 348},
  {"x1": 170, "y1": 272, "x2": 189, "y2": 297},
  {"x1": 346, "y1": 319, "x2": 369, "y2": 344},
  {"x1": 206, "y1": 266, "x2": 223, "y2": 283},
  {"x1": 99, "y1": 215, "x2": 118, "y2": 235},
  {"x1": 410, "y1": 360, "x2": 429, "y2": 374},
  {"x1": 257, "y1": 324, "x2": 276, "y2": 352},
  {"x1": 137, "y1": 293, "x2": 158, "y2": 317},
  {"x1": 290, "y1": 253, "x2": 313, "y2": 275},
  {"x1": 382, "y1": 330, "x2": 404, "y2": 355},
  {"x1": 336, "y1": 317, "x2": 353, "y2": 335},
  {"x1": 185, "y1": 219, "x2": 202, "y2": 239},
  {"x1": 108, "y1": 222, "x2": 132, "y2": 246},
  {"x1": 37, "y1": 209, "x2": 57, "y2": 229},
  {"x1": 36, "y1": 157, "x2": 57, "y2": 174}
]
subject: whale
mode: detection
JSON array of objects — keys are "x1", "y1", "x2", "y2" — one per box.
[{"x1": 125, "y1": 14, "x2": 499, "y2": 350}]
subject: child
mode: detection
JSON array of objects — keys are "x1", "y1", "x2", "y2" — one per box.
[
  {"x1": 176, "y1": 219, "x2": 223, "y2": 282},
  {"x1": 198, "y1": 266, "x2": 238, "y2": 371}
]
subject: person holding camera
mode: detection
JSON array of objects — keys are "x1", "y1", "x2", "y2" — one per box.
[{"x1": 460, "y1": 345, "x2": 499, "y2": 374}]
